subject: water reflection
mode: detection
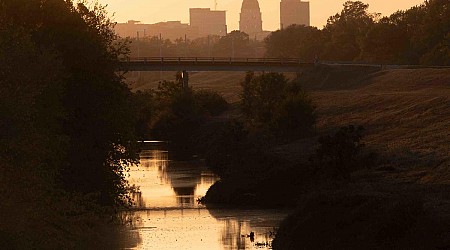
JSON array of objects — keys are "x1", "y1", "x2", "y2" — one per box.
[
  {"x1": 128, "y1": 148, "x2": 215, "y2": 208},
  {"x1": 124, "y1": 143, "x2": 290, "y2": 249},
  {"x1": 209, "y1": 209, "x2": 289, "y2": 249}
]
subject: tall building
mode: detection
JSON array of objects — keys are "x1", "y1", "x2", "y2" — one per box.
[
  {"x1": 190, "y1": 8, "x2": 227, "y2": 37},
  {"x1": 280, "y1": 0, "x2": 310, "y2": 29},
  {"x1": 239, "y1": 0, "x2": 263, "y2": 35}
]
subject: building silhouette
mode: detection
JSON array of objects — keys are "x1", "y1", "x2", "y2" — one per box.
[
  {"x1": 280, "y1": 0, "x2": 310, "y2": 29},
  {"x1": 190, "y1": 8, "x2": 227, "y2": 37},
  {"x1": 115, "y1": 20, "x2": 199, "y2": 40},
  {"x1": 239, "y1": 0, "x2": 263, "y2": 36}
]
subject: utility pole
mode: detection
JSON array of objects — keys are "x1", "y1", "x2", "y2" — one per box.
[
  {"x1": 231, "y1": 37, "x2": 235, "y2": 59},
  {"x1": 159, "y1": 33, "x2": 162, "y2": 81},
  {"x1": 137, "y1": 31, "x2": 140, "y2": 58},
  {"x1": 208, "y1": 35, "x2": 211, "y2": 57},
  {"x1": 159, "y1": 33, "x2": 162, "y2": 58},
  {"x1": 185, "y1": 34, "x2": 188, "y2": 57},
  {"x1": 137, "y1": 31, "x2": 141, "y2": 78}
]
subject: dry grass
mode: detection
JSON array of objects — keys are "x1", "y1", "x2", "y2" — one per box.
[
  {"x1": 127, "y1": 71, "x2": 298, "y2": 103},
  {"x1": 310, "y1": 69, "x2": 450, "y2": 183},
  {"x1": 127, "y1": 71, "x2": 244, "y2": 103}
]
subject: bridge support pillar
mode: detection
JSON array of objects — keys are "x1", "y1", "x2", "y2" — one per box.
[{"x1": 182, "y1": 70, "x2": 189, "y2": 89}]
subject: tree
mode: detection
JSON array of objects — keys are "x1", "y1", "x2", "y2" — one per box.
[
  {"x1": 322, "y1": 1, "x2": 376, "y2": 61},
  {"x1": 414, "y1": 0, "x2": 450, "y2": 65},
  {"x1": 213, "y1": 30, "x2": 253, "y2": 57},
  {"x1": 1, "y1": 0, "x2": 139, "y2": 206},
  {"x1": 241, "y1": 72, "x2": 316, "y2": 138},
  {"x1": 0, "y1": 0, "x2": 141, "y2": 247},
  {"x1": 265, "y1": 25, "x2": 323, "y2": 61},
  {"x1": 241, "y1": 72, "x2": 289, "y2": 124}
]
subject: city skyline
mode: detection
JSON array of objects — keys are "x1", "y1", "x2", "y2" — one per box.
[{"x1": 98, "y1": 0, "x2": 425, "y2": 31}]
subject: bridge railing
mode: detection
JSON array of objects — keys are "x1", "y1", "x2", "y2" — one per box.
[{"x1": 121, "y1": 57, "x2": 311, "y2": 64}]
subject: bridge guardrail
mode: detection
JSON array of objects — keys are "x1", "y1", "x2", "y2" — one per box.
[
  {"x1": 118, "y1": 57, "x2": 450, "y2": 70},
  {"x1": 120, "y1": 57, "x2": 310, "y2": 65}
]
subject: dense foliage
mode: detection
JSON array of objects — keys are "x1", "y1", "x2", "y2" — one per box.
[
  {"x1": 241, "y1": 72, "x2": 316, "y2": 138},
  {"x1": 311, "y1": 125, "x2": 368, "y2": 177},
  {"x1": 266, "y1": 0, "x2": 450, "y2": 65},
  {"x1": 133, "y1": 76, "x2": 228, "y2": 158},
  {"x1": 1, "y1": 0, "x2": 139, "y2": 247},
  {"x1": 125, "y1": 30, "x2": 265, "y2": 58}
]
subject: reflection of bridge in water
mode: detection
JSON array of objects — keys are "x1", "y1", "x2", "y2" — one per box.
[{"x1": 120, "y1": 57, "x2": 316, "y2": 72}]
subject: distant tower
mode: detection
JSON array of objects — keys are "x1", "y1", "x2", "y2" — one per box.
[
  {"x1": 280, "y1": 0, "x2": 310, "y2": 29},
  {"x1": 239, "y1": 0, "x2": 263, "y2": 35}
]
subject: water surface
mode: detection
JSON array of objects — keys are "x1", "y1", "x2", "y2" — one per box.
[{"x1": 124, "y1": 144, "x2": 289, "y2": 249}]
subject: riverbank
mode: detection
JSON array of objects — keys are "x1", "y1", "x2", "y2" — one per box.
[{"x1": 130, "y1": 67, "x2": 450, "y2": 247}]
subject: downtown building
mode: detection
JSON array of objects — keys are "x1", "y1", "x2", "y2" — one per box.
[
  {"x1": 280, "y1": 0, "x2": 310, "y2": 29},
  {"x1": 189, "y1": 8, "x2": 227, "y2": 37},
  {"x1": 239, "y1": 0, "x2": 263, "y2": 36}
]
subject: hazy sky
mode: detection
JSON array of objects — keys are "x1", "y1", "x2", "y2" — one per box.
[{"x1": 97, "y1": 0, "x2": 426, "y2": 31}]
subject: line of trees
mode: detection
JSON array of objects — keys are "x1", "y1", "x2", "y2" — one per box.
[
  {"x1": 265, "y1": 0, "x2": 450, "y2": 65},
  {"x1": 124, "y1": 30, "x2": 265, "y2": 58}
]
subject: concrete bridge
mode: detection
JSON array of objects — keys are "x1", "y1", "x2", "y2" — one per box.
[{"x1": 119, "y1": 57, "x2": 316, "y2": 72}]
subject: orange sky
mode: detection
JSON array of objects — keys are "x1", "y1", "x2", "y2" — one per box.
[{"x1": 97, "y1": 0, "x2": 426, "y2": 31}]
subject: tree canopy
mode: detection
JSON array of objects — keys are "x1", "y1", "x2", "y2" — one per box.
[
  {"x1": 0, "y1": 0, "x2": 138, "y2": 206},
  {"x1": 265, "y1": 0, "x2": 450, "y2": 65}
]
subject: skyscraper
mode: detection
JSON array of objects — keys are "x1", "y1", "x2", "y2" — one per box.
[
  {"x1": 239, "y1": 0, "x2": 263, "y2": 35},
  {"x1": 190, "y1": 8, "x2": 227, "y2": 37},
  {"x1": 280, "y1": 0, "x2": 310, "y2": 29}
]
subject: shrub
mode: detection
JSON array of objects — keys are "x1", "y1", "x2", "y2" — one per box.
[
  {"x1": 241, "y1": 72, "x2": 289, "y2": 124},
  {"x1": 311, "y1": 125, "x2": 367, "y2": 176},
  {"x1": 194, "y1": 90, "x2": 228, "y2": 116},
  {"x1": 271, "y1": 91, "x2": 316, "y2": 138},
  {"x1": 241, "y1": 72, "x2": 316, "y2": 140},
  {"x1": 202, "y1": 121, "x2": 248, "y2": 177},
  {"x1": 150, "y1": 81, "x2": 202, "y2": 159}
]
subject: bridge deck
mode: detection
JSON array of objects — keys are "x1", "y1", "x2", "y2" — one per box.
[{"x1": 119, "y1": 57, "x2": 316, "y2": 72}]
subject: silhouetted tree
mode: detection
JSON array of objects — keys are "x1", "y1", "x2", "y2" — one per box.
[
  {"x1": 241, "y1": 72, "x2": 316, "y2": 138},
  {"x1": 0, "y1": 0, "x2": 140, "y2": 247},
  {"x1": 213, "y1": 31, "x2": 252, "y2": 57},
  {"x1": 322, "y1": 1, "x2": 377, "y2": 61},
  {"x1": 1, "y1": 0, "x2": 139, "y2": 206},
  {"x1": 265, "y1": 0, "x2": 450, "y2": 65},
  {"x1": 265, "y1": 25, "x2": 323, "y2": 61}
]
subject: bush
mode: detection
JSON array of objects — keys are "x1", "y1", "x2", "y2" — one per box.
[
  {"x1": 138, "y1": 77, "x2": 228, "y2": 159},
  {"x1": 202, "y1": 121, "x2": 248, "y2": 177},
  {"x1": 241, "y1": 72, "x2": 288, "y2": 124},
  {"x1": 150, "y1": 81, "x2": 202, "y2": 159},
  {"x1": 241, "y1": 72, "x2": 316, "y2": 140},
  {"x1": 311, "y1": 125, "x2": 369, "y2": 177},
  {"x1": 271, "y1": 91, "x2": 316, "y2": 138},
  {"x1": 194, "y1": 90, "x2": 228, "y2": 116}
]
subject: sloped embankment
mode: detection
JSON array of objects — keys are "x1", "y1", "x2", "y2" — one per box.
[
  {"x1": 312, "y1": 68, "x2": 450, "y2": 182},
  {"x1": 272, "y1": 68, "x2": 450, "y2": 249}
]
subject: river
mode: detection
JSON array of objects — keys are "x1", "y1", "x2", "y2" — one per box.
[{"x1": 122, "y1": 143, "x2": 290, "y2": 249}]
